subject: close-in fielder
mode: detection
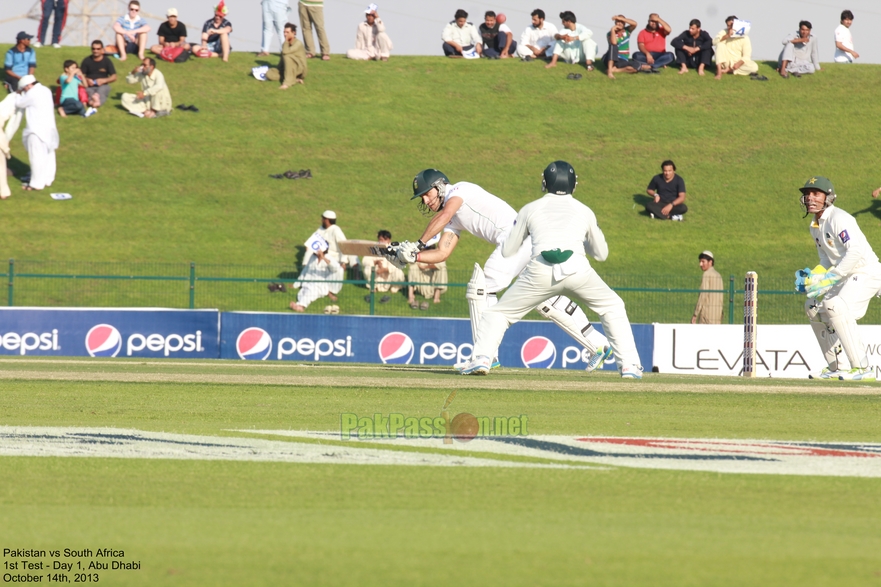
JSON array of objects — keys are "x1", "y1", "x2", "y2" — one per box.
[
  {"x1": 458, "y1": 161, "x2": 643, "y2": 378},
  {"x1": 389, "y1": 168, "x2": 612, "y2": 371},
  {"x1": 797, "y1": 176, "x2": 881, "y2": 381}
]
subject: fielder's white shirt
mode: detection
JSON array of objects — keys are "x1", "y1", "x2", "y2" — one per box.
[
  {"x1": 443, "y1": 181, "x2": 516, "y2": 246},
  {"x1": 14, "y1": 84, "x2": 59, "y2": 149},
  {"x1": 810, "y1": 205, "x2": 881, "y2": 277},
  {"x1": 503, "y1": 193, "x2": 609, "y2": 265},
  {"x1": 520, "y1": 22, "x2": 559, "y2": 51},
  {"x1": 834, "y1": 24, "x2": 854, "y2": 61}
]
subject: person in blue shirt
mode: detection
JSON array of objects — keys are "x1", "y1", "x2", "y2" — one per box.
[{"x1": 4, "y1": 32, "x2": 37, "y2": 91}]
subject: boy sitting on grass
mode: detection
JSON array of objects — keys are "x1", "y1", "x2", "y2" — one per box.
[{"x1": 58, "y1": 60, "x2": 93, "y2": 118}]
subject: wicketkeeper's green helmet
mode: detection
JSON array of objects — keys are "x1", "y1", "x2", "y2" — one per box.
[
  {"x1": 799, "y1": 175, "x2": 836, "y2": 216},
  {"x1": 411, "y1": 169, "x2": 450, "y2": 199}
]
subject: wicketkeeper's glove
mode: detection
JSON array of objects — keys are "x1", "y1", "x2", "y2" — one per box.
[
  {"x1": 804, "y1": 266, "x2": 841, "y2": 299},
  {"x1": 794, "y1": 267, "x2": 812, "y2": 293}
]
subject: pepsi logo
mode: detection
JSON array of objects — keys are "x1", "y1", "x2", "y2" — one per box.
[
  {"x1": 85, "y1": 324, "x2": 122, "y2": 358},
  {"x1": 521, "y1": 336, "x2": 556, "y2": 369},
  {"x1": 236, "y1": 327, "x2": 272, "y2": 360},
  {"x1": 378, "y1": 332, "x2": 414, "y2": 364}
]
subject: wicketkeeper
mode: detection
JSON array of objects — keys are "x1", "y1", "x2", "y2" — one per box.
[
  {"x1": 386, "y1": 168, "x2": 612, "y2": 371},
  {"x1": 795, "y1": 176, "x2": 881, "y2": 380}
]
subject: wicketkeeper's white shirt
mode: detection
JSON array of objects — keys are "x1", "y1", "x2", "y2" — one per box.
[{"x1": 810, "y1": 205, "x2": 881, "y2": 277}]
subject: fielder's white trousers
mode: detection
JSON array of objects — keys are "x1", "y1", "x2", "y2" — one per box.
[
  {"x1": 473, "y1": 256, "x2": 640, "y2": 368},
  {"x1": 24, "y1": 134, "x2": 56, "y2": 191},
  {"x1": 0, "y1": 132, "x2": 10, "y2": 198}
]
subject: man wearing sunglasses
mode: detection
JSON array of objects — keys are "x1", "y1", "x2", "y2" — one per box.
[
  {"x1": 80, "y1": 40, "x2": 117, "y2": 111},
  {"x1": 112, "y1": 0, "x2": 151, "y2": 61}
]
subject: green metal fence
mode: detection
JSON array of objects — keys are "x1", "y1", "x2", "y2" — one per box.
[{"x1": 3, "y1": 259, "x2": 878, "y2": 325}]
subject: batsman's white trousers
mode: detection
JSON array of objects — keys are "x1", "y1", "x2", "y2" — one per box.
[
  {"x1": 473, "y1": 256, "x2": 640, "y2": 368},
  {"x1": 483, "y1": 233, "x2": 533, "y2": 293},
  {"x1": 24, "y1": 134, "x2": 56, "y2": 190},
  {"x1": 0, "y1": 133, "x2": 10, "y2": 198}
]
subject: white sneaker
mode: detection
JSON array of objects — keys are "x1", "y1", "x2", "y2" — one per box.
[
  {"x1": 838, "y1": 368, "x2": 876, "y2": 382},
  {"x1": 460, "y1": 355, "x2": 491, "y2": 376},
  {"x1": 32, "y1": 41, "x2": 43, "y2": 48},
  {"x1": 455, "y1": 357, "x2": 500, "y2": 372},
  {"x1": 83, "y1": 107, "x2": 97, "y2": 118},
  {"x1": 649, "y1": 213, "x2": 655, "y2": 219},
  {"x1": 129, "y1": 111, "x2": 144, "y2": 118},
  {"x1": 620, "y1": 365, "x2": 643, "y2": 379},
  {"x1": 671, "y1": 214, "x2": 684, "y2": 222},
  {"x1": 52, "y1": 43, "x2": 62, "y2": 49},
  {"x1": 585, "y1": 345, "x2": 613, "y2": 372},
  {"x1": 809, "y1": 367, "x2": 843, "y2": 380}
]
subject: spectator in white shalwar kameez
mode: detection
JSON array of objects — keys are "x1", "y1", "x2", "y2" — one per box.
[
  {"x1": 14, "y1": 75, "x2": 59, "y2": 192},
  {"x1": 347, "y1": 6, "x2": 392, "y2": 61},
  {"x1": 516, "y1": 8, "x2": 558, "y2": 59},
  {"x1": 544, "y1": 11, "x2": 598, "y2": 71},
  {"x1": 290, "y1": 210, "x2": 358, "y2": 312}
]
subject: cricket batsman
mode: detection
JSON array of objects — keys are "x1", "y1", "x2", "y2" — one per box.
[
  {"x1": 387, "y1": 168, "x2": 612, "y2": 371},
  {"x1": 796, "y1": 176, "x2": 881, "y2": 381},
  {"x1": 458, "y1": 161, "x2": 643, "y2": 378}
]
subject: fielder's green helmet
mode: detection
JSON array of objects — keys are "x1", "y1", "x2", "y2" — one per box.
[
  {"x1": 799, "y1": 176, "x2": 834, "y2": 195},
  {"x1": 542, "y1": 160, "x2": 577, "y2": 195},
  {"x1": 411, "y1": 169, "x2": 450, "y2": 199}
]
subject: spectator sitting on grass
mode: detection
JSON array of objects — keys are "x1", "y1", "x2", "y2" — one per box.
[
  {"x1": 122, "y1": 58, "x2": 172, "y2": 118},
  {"x1": 4, "y1": 32, "x2": 36, "y2": 92},
  {"x1": 645, "y1": 159, "x2": 687, "y2": 221},
  {"x1": 347, "y1": 5, "x2": 393, "y2": 61},
  {"x1": 713, "y1": 15, "x2": 759, "y2": 79},
  {"x1": 113, "y1": 0, "x2": 150, "y2": 62},
  {"x1": 545, "y1": 11, "x2": 598, "y2": 71},
  {"x1": 362, "y1": 230, "x2": 405, "y2": 303},
  {"x1": 196, "y1": 1, "x2": 233, "y2": 62},
  {"x1": 266, "y1": 22, "x2": 307, "y2": 89},
  {"x1": 57, "y1": 60, "x2": 87, "y2": 118},
  {"x1": 479, "y1": 11, "x2": 515, "y2": 59},
  {"x1": 408, "y1": 246, "x2": 447, "y2": 310},
  {"x1": 516, "y1": 9, "x2": 557, "y2": 60},
  {"x1": 606, "y1": 15, "x2": 643, "y2": 78},
  {"x1": 671, "y1": 19, "x2": 713, "y2": 75},
  {"x1": 80, "y1": 40, "x2": 116, "y2": 111},
  {"x1": 442, "y1": 9, "x2": 482, "y2": 58},
  {"x1": 634, "y1": 13, "x2": 675, "y2": 72},
  {"x1": 150, "y1": 8, "x2": 191, "y2": 56},
  {"x1": 778, "y1": 20, "x2": 820, "y2": 78}
]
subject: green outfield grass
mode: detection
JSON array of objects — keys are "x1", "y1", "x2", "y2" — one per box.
[
  {"x1": 1, "y1": 359, "x2": 880, "y2": 586},
  {"x1": 1, "y1": 48, "x2": 881, "y2": 292}
]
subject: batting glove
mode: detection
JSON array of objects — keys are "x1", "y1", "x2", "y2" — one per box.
[{"x1": 395, "y1": 241, "x2": 421, "y2": 265}]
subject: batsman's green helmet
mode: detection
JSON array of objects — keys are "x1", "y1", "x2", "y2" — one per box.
[
  {"x1": 542, "y1": 160, "x2": 577, "y2": 195},
  {"x1": 799, "y1": 176, "x2": 835, "y2": 195},
  {"x1": 411, "y1": 169, "x2": 450, "y2": 199}
]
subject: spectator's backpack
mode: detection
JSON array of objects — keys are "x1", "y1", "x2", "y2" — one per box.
[{"x1": 159, "y1": 46, "x2": 191, "y2": 63}]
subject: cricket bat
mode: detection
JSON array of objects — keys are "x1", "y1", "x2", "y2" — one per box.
[{"x1": 338, "y1": 240, "x2": 392, "y2": 257}]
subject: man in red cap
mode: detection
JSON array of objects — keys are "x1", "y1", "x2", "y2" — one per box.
[{"x1": 197, "y1": 1, "x2": 233, "y2": 61}]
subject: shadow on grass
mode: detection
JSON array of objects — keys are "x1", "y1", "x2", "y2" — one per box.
[
  {"x1": 7, "y1": 155, "x2": 29, "y2": 181},
  {"x1": 850, "y1": 199, "x2": 881, "y2": 222},
  {"x1": 632, "y1": 193, "x2": 653, "y2": 217}
]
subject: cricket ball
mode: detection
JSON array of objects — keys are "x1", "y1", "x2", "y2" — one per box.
[{"x1": 450, "y1": 412, "x2": 479, "y2": 442}]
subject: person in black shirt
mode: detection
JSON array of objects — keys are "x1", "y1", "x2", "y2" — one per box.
[
  {"x1": 150, "y1": 8, "x2": 191, "y2": 55},
  {"x1": 80, "y1": 40, "x2": 117, "y2": 109},
  {"x1": 645, "y1": 160, "x2": 688, "y2": 221},
  {"x1": 671, "y1": 19, "x2": 713, "y2": 75},
  {"x1": 479, "y1": 11, "x2": 516, "y2": 59}
]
